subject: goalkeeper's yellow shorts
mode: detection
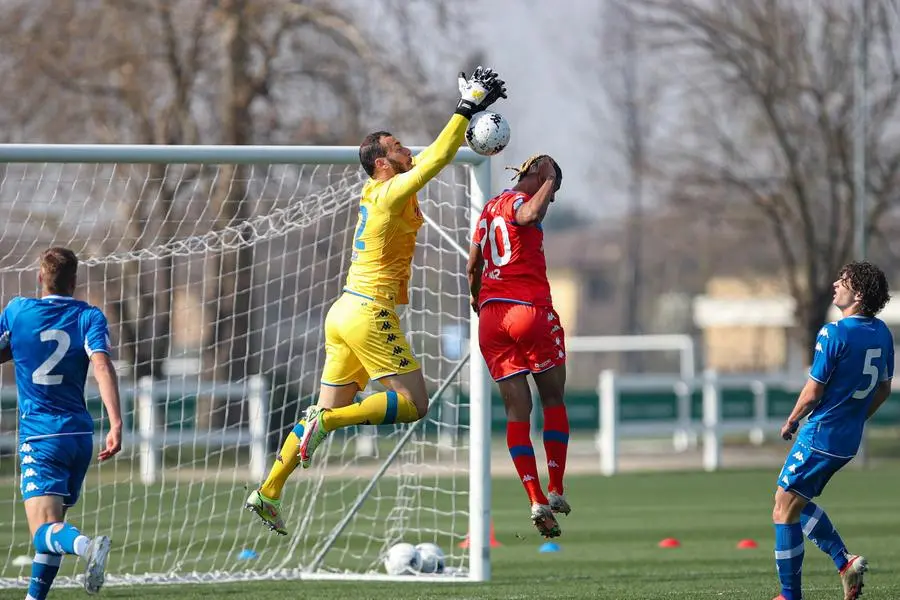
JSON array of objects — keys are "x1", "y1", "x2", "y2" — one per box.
[{"x1": 320, "y1": 291, "x2": 420, "y2": 390}]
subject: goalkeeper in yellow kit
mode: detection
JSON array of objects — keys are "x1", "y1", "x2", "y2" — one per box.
[{"x1": 245, "y1": 68, "x2": 508, "y2": 534}]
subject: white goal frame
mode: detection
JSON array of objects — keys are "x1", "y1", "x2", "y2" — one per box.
[{"x1": 0, "y1": 143, "x2": 494, "y2": 584}]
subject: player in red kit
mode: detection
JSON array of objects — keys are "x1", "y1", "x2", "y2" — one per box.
[{"x1": 467, "y1": 155, "x2": 569, "y2": 539}]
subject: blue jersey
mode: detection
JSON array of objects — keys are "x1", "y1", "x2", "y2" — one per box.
[
  {"x1": 800, "y1": 315, "x2": 894, "y2": 458},
  {"x1": 0, "y1": 295, "x2": 111, "y2": 442}
]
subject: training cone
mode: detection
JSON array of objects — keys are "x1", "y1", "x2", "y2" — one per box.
[
  {"x1": 737, "y1": 539, "x2": 759, "y2": 549},
  {"x1": 539, "y1": 542, "x2": 561, "y2": 553},
  {"x1": 658, "y1": 537, "x2": 681, "y2": 548},
  {"x1": 459, "y1": 521, "x2": 502, "y2": 548},
  {"x1": 237, "y1": 549, "x2": 258, "y2": 560}
]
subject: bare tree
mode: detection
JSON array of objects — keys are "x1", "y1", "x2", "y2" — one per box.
[
  {"x1": 599, "y1": 3, "x2": 670, "y2": 369},
  {"x1": 632, "y1": 0, "x2": 900, "y2": 357}
]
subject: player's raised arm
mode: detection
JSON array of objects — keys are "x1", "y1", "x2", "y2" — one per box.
[
  {"x1": 467, "y1": 241, "x2": 485, "y2": 315},
  {"x1": 380, "y1": 68, "x2": 507, "y2": 212},
  {"x1": 514, "y1": 157, "x2": 561, "y2": 226}
]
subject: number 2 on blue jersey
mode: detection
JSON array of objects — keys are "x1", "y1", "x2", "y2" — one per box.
[
  {"x1": 32, "y1": 329, "x2": 71, "y2": 386},
  {"x1": 354, "y1": 206, "x2": 369, "y2": 250}
]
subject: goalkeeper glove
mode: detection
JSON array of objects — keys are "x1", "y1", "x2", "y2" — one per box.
[{"x1": 455, "y1": 66, "x2": 508, "y2": 119}]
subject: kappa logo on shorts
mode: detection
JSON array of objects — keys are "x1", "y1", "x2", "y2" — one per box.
[
  {"x1": 386, "y1": 333, "x2": 397, "y2": 342},
  {"x1": 399, "y1": 358, "x2": 410, "y2": 368},
  {"x1": 381, "y1": 322, "x2": 392, "y2": 331},
  {"x1": 378, "y1": 309, "x2": 389, "y2": 318},
  {"x1": 19, "y1": 443, "x2": 32, "y2": 453},
  {"x1": 550, "y1": 325, "x2": 561, "y2": 334},
  {"x1": 534, "y1": 359, "x2": 552, "y2": 370},
  {"x1": 22, "y1": 468, "x2": 36, "y2": 478},
  {"x1": 21, "y1": 455, "x2": 35, "y2": 465},
  {"x1": 24, "y1": 482, "x2": 38, "y2": 492},
  {"x1": 392, "y1": 346, "x2": 403, "y2": 355}
]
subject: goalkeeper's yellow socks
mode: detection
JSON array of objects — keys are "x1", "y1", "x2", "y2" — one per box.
[
  {"x1": 322, "y1": 390, "x2": 419, "y2": 431},
  {"x1": 260, "y1": 421, "x2": 305, "y2": 499}
]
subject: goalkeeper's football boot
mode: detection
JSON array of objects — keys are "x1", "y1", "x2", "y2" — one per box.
[
  {"x1": 531, "y1": 503, "x2": 561, "y2": 539},
  {"x1": 548, "y1": 491, "x2": 571, "y2": 516},
  {"x1": 298, "y1": 405, "x2": 329, "y2": 468},
  {"x1": 83, "y1": 535, "x2": 111, "y2": 595},
  {"x1": 840, "y1": 554, "x2": 868, "y2": 600},
  {"x1": 244, "y1": 489, "x2": 288, "y2": 535}
]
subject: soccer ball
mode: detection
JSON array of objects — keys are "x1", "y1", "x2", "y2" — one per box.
[
  {"x1": 415, "y1": 542, "x2": 445, "y2": 574},
  {"x1": 466, "y1": 111, "x2": 511, "y2": 156},
  {"x1": 383, "y1": 542, "x2": 421, "y2": 575}
]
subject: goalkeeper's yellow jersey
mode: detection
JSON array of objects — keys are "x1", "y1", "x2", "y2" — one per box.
[{"x1": 344, "y1": 114, "x2": 468, "y2": 307}]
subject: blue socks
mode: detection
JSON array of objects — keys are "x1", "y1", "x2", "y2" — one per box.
[
  {"x1": 25, "y1": 553, "x2": 62, "y2": 600},
  {"x1": 801, "y1": 502, "x2": 849, "y2": 571},
  {"x1": 774, "y1": 522, "x2": 804, "y2": 600},
  {"x1": 33, "y1": 522, "x2": 90, "y2": 557},
  {"x1": 28, "y1": 523, "x2": 91, "y2": 600}
]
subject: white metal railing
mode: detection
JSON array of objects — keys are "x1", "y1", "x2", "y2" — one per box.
[
  {"x1": 0, "y1": 375, "x2": 269, "y2": 484},
  {"x1": 135, "y1": 375, "x2": 268, "y2": 484},
  {"x1": 597, "y1": 369, "x2": 806, "y2": 475}
]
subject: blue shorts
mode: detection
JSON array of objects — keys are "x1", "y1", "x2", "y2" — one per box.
[
  {"x1": 19, "y1": 435, "x2": 93, "y2": 507},
  {"x1": 777, "y1": 440, "x2": 851, "y2": 500}
]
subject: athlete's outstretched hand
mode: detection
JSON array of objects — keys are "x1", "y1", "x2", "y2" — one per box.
[{"x1": 456, "y1": 66, "x2": 507, "y2": 118}]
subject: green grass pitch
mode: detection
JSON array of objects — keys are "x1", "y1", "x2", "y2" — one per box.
[{"x1": 2, "y1": 466, "x2": 900, "y2": 599}]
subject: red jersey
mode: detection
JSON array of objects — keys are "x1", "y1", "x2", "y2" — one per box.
[{"x1": 472, "y1": 189, "x2": 553, "y2": 307}]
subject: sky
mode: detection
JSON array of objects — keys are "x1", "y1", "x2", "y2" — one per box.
[{"x1": 472, "y1": 1, "x2": 614, "y2": 219}]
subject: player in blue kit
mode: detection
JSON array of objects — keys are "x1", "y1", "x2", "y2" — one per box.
[
  {"x1": 772, "y1": 261, "x2": 893, "y2": 600},
  {"x1": 0, "y1": 248, "x2": 122, "y2": 598}
]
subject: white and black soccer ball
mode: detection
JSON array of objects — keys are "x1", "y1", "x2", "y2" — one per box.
[
  {"x1": 415, "y1": 542, "x2": 445, "y2": 574},
  {"x1": 383, "y1": 542, "x2": 421, "y2": 575},
  {"x1": 466, "y1": 111, "x2": 511, "y2": 156}
]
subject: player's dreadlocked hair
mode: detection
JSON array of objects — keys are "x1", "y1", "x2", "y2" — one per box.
[
  {"x1": 359, "y1": 131, "x2": 392, "y2": 177},
  {"x1": 506, "y1": 154, "x2": 563, "y2": 191},
  {"x1": 839, "y1": 261, "x2": 891, "y2": 317}
]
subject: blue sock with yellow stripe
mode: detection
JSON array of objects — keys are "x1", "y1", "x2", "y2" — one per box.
[{"x1": 323, "y1": 390, "x2": 420, "y2": 430}]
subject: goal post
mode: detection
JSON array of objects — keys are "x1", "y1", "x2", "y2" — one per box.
[{"x1": 0, "y1": 144, "x2": 493, "y2": 586}]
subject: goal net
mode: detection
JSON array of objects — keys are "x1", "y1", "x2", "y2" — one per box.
[{"x1": 0, "y1": 145, "x2": 493, "y2": 587}]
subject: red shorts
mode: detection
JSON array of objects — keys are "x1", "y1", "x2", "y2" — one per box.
[{"x1": 478, "y1": 301, "x2": 567, "y2": 381}]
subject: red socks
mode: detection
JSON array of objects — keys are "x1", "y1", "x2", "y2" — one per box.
[
  {"x1": 506, "y1": 420, "x2": 548, "y2": 505},
  {"x1": 542, "y1": 405, "x2": 569, "y2": 495}
]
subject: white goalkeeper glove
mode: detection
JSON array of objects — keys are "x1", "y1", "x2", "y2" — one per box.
[{"x1": 455, "y1": 66, "x2": 507, "y2": 119}]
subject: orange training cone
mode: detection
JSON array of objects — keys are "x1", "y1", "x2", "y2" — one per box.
[
  {"x1": 459, "y1": 521, "x2": 502, "y2": 548},
  {"x1": 657, "y1": 537, "x2": 681, "y2": 548},
  {"x1": 737, "y1": 539, "x2": 759, "y2": 549}
]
